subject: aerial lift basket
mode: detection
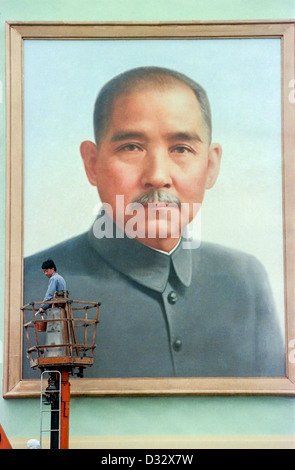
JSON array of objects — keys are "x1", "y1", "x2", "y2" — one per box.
[{"x1": 21, "y1": 291, "x2": 100, "y2": 376}]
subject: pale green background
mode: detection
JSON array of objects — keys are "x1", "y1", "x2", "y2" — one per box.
[{"x1": 1, "y1": 0, "x2": 295, "y2": 445}]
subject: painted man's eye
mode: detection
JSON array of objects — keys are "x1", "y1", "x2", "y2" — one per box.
[
  {"x1": 171, "y1": 146, "x2": 193, "y2": 154},
  {"x1": 121, "y1": 144, "x2": 142, "y2": 151}
]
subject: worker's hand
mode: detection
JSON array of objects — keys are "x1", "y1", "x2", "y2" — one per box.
[{"x1": 37, "y1": 308, "x2": 46, "y2": 315}]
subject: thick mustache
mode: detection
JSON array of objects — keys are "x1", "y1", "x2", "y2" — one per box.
[{"x1": 131, "y1": 189, "x2": 181, "y2": 207}]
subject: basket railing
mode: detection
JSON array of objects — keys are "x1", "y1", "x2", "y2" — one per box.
[{"x1": 21, "y1": 296, "x2": 100, "y2": 374}]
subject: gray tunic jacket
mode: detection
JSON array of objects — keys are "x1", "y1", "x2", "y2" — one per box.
[{"x1": 23, "y1": 226, "x2": 285, "y2": 379}]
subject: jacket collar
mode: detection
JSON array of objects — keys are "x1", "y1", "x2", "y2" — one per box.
[{"x1": 87, "y1": 221, "x2": 192, "y2": 293}]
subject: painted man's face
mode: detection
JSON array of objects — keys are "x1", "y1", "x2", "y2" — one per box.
[{"x1": 81, "y1": 84, "x2": 222, "y2": 251}]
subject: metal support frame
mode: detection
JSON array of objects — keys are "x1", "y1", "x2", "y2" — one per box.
[
  {"x1": 40, "y1": 370, "x2": 61, "y2": 449},
  {"x1": 60, "y1": 369, "x2": 70, "y2": 449},
  {"x1": 22, "y1": 293, "x2": 100, "y2": 450},
  {"x1": 40, "y1": 369, "x2": 71, "y2": 449}
]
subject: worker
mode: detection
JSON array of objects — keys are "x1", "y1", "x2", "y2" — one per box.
[{"x1": 37, "y1": 259, "x2": 67, "y2": 315}]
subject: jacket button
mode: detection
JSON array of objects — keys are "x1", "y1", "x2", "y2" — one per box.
[
  {"x1": 173, "y1": 339, "x2": 182, "y2": 351},
  {"x1": 168, "y1": 291, "x2": 178, "y2": 304}
]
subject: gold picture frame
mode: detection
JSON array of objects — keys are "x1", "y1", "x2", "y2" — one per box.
[{"x1": 4, "y1": 20, "x2": 295, "y2": 397}]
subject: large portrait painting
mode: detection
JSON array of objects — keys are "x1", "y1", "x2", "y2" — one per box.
[{"x1": 4, "y1": 21, "x2": 295, "y2": 396}]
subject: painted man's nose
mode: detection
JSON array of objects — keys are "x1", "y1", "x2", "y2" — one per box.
[{"x1": 141, "y1": 152, "x2": 173, "y2": 189}]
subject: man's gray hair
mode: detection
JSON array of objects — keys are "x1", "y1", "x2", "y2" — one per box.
[{"x1": 93, "y1": 66, "x2": 212, "y2": 145}]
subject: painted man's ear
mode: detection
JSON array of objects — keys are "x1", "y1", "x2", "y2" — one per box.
[
  {"x1": 80, "y1": 140, "x2": 99, "y2": 186},
  {"x1": 205, "y1": 142, "x2": 222, "y2": 189}
]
